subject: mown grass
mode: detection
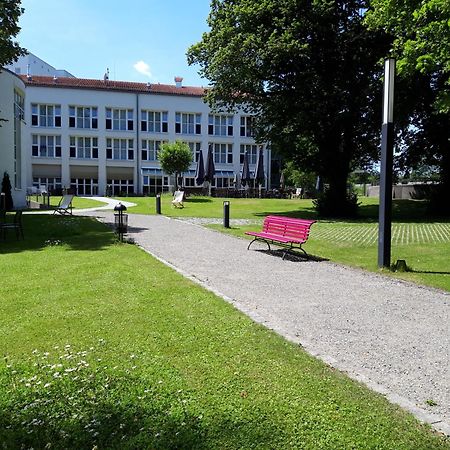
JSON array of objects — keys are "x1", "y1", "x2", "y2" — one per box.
[
  {"x1": 28, "y1": 194, "x2": 108, "y2": 210},
  {"x1": 0, "y1": 216, "x2": 448, "y2": 449}
]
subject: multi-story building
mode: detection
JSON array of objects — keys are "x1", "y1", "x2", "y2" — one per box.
[{"x1": 18, "y1": 72, "x2": 269, "y2": 196}]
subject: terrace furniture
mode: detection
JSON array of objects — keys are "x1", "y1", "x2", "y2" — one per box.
[
  {"x1": 246, "y1": 215, "x2": 316, "y2": 260},
  {"x1": 53, "y1": 194, "x2": 74, "y2": 215},
  {"x1": 172, "y1": 190, "x2": 185, "y2": 208},
  {"x1": 0, "y1": 210, "x2": 24, "y2": 240}
]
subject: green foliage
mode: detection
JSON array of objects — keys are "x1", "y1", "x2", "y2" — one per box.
[
  {"x1": 365, "y1": 0, "x2": 449, "y2": 113},
  {"x1": 188, "y1": 0, "x2": 391, "y2": 215},
  {"x1": 281, "y1": 161, "x2": 316, "y2": 192},
  {"x1": 158, "y1": 141, "x2": 193, "y2": 189},
  {"x1": 313, "y1": 190, "x2": 360, "y2": 218},
  {"x1": 0, "y1": 0, "x2": 26, "y2": 68},
  {"x1": 1, "y1": 172, "x2": 14, "y2": 210}
]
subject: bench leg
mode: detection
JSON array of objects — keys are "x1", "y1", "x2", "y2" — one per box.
[{"x1": 247, "y1": 237, "x2": 271, "y2": 251}]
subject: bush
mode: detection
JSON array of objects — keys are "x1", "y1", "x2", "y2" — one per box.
[
  {"x1": 313, "y1": 190, "x2": 360, "y2": 218},
  {"x1": 1, "y1": 172, "x2": 14, "y2": 210}
]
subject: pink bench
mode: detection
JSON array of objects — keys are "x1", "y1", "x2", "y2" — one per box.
[{"x1": 246, "y1": 215, "x2": 316, "y2": 259}]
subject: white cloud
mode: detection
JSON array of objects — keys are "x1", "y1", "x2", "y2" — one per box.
[{"x1": 133, "y1": 60, "x2": 153, "y2": 78}]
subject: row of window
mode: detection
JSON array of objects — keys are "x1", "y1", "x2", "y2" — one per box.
[
  {"x1": 34, "y1": 175, "x2": 242, "y2": 196},
  {"x1": 30, "y1": 104, "x2": 255, "y2": 137},
  {"x1": 32, "y1": 135, "x2": 261, "y2": 163}
]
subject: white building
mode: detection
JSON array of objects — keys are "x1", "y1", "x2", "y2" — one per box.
[
  {"x1": 20, "y1": 74, "x2": 269, "y2": 196},
  {"x1": 0, "y1": 68, "x2": 27, "y2": 208},
  {"x1": 6, "y1": 52, "x2": 75, "y2": 78}
]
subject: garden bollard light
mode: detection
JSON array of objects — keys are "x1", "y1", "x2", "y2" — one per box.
[
  {"x1": 114, "y1": 202, "x2": 128, "y2": 242},
  {"x1": 223, "y1": 200, "x2": 230, "y2": 228},
  {"x1": 156, "y1": 194, "x2": 161, "y2": 214}
]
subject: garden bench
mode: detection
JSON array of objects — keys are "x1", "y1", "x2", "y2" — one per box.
[{"x1": 245, "y1": 215, "x2": 316, "y2": 260}]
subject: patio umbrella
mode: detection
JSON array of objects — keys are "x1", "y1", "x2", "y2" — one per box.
[
  {"x1": 204, "y1": 144, "x2": 216, "y2": 182},
  {"x1": 204, "y1": 144, "x2": 216, "y2": 195},
  {"x1": 254, "y1": 146, "x2": 265, "y2": 185},
  {"x1": 195, "y1": 150, "x2": 205, "y2": 186},
  {"x1": 241, "y1": 151, "x2": 252, "y2": 187}
]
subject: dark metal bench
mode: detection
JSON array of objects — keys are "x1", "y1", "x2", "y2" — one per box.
[{"x1": 245, "y1": 215, "x2": 316, "y2": 259}]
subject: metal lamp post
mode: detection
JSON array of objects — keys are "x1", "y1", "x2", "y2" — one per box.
[
  {"x1": 378, "y1": 58, "x2": 396, "y2": 268},
  {"x1": 114, "y1": 202, "x2": 128, "y2": 241}
]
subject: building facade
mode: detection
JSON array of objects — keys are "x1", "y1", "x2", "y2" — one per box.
[
  {"x1": 0, "y1": 69, "x2": 27, "y2": 208},
  {"x1": 21, "y1": 75, "x2": 269, "y2": 196}
]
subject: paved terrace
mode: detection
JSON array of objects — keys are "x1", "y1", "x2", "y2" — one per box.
[{"x1": 79, "y1": 210, "x2": 449, "y2": 434}]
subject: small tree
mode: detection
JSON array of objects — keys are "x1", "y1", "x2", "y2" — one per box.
[
  {"x1": 1, "y1": 172, "x2": 14, "y2": 210},
  {"x1": 158, "y1": 141, "x2": 193, "y2": 191}
]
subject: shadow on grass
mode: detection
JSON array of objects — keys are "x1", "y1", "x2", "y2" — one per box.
[
  {"x1": 0, "y1": 215, "x2": 115, "y2": 254},
  {"x1": 408, "y1": 269, "x2": 450, "y2": 275},
  {"x1": 185, "y1": 197, "x2": 213, "y2": 203}
]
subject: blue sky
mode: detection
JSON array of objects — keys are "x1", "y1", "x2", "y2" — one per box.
[{"x1": 16, "y1": 0, "x2": 211, "y2": 86}]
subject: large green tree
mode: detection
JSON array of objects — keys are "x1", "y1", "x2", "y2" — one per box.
[
  {"x1": 366, "y1": 0, "x2": 450, "y2": 215},
  {"x1": 0, "y1": 0, "x2": 26, "y2": 68},
  {"x1": 188, "y1": 0, "x2": 390, "y2": 216}
]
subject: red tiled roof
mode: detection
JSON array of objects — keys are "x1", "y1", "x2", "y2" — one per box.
[{"x1": 20, "y1": 75, "x2": 207, "y2": 97}]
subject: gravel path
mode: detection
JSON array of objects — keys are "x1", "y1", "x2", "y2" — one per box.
[{"x1": 81, "y1": 211, "x2": 450, "y2": 434}]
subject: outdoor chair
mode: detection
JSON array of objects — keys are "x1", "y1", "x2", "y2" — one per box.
[
  {"x1": 0, "y1": 210, "x2": 24, "y2": 240},
  {"x1": 171, "y1": 190, "x2": 185, "y2": 208},
  {"x1": 53, "y1": 194, "x2": 74, "y2": 215}
]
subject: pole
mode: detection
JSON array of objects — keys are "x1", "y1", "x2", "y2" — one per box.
[
  {"x1": 378, "y1": 58, "x2": 395, "y2": 268},
  {"x1": 223, "y1": 201, "x2": 230, "y2": 228},
  {"x1": 156, "y1": 194, "x2": 161, "y2": 214}
]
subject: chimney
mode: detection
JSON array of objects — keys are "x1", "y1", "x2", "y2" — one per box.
[
  {"x1": 146, "y1": 81, "x2": 151, "y2": 89},
  {"x1": 174, "y1": 76, "x2": 183, "y2": 88},
  {"x1": 104, "y1": 68, "x2": 110, "y2": 82},
  {"x1": 26, "y1": 63, "x2": 32, "y2": 81},
  {"x1": 53, "y1": 75, "x2": 58, "y2": 83}
]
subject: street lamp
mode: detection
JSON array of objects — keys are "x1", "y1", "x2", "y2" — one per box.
[
  {"x1": 114, "y1": 202, "x2": 128, "y2": 241},
  {"x1": 378, "y1": 58, "x2": 396, "y2": 268}
]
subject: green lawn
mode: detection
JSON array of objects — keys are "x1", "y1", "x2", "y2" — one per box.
[
  {"x1": 117, "y1": 195, "x2": 450, "y2": 291},
  {"x1": 1, "y1": 216, "x2": 448, "y2": 449},
  {"x1": 29, "y1": 195, "x2": 108, "y2": 210}
]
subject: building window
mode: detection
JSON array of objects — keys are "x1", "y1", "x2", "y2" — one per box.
[
  {"x1": 175, "y1": 112, "x2": 201, "y2": 135},
  {"x1": 141, "y1": 110, "x2": 168, "y2": 133},
  {"x1": 240, "y1": 116, "x2": 255, "y2": 137},
  {"x1": 107, "y1": 179, "x2": 134, "y2": 195},
  {"x1": 208, "y1": 114, "x2": 233, "y2": 136},
  {"x1": 69, "y1": 106, "x2": 98, "y2": 129},
  {"x1": 211, "y1": 143, "x2": 233, "y2": 164},
  {"x1": 186, "y1": 142, "x2": 201, "y2": 162},
  {"x1": 141, "y1": 139, "x2": 166, "y2": 161},
  {"x1": 240, "y1": 144, "x2": 258, "y2": 164},
  {"x1": 142, "y1": 175, "x2": 170, "y2": 195},
  {"x1": 31, "y1": 104, "x2": 61, "y2": 127},
  {"x1": 106, "y1": 138, "x2": 134, "y2": 160},
  {"x1": 70, "y1": 178, "x2": 98, "y2": 196},
  {"x1": 33, "y1": 177, "x2": 62, "y2": 192},
  {"x1": 69, "y1": 137, "x2": 99, "y2": 159},
  {"x1": 32, "y1": 135, "x2": 62, "y2": 158},
  {"x1": 14, "y1": 90, "x2": 25, "y2": 121},
  {"x1": 106, "y1": 108, "x2": 133, "y2": 131},
  {"x1": 212, "y1": 177, "x2": 234, "y2": 188}
]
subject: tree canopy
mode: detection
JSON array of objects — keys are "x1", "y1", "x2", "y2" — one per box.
[
  {"x1": 158, "y1": 141, "x2": 193, "y2": 190},
  {"x1": 365, "y1": 0, "x2": 450, "y2": 113},
  {"x1": 0, "y1": 0, "x2": 26, "y2": 68},
  {"x1": 188, "y1": 0, "x2": 390, "y2": 216}
]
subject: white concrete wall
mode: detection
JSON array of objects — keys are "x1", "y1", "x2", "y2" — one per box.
[
  {"x1": 0, "y1": 69, "x2": 27, "y2": 208},
  {"x1": 24, "y1": 84, "x2": 268, "y2": 195}
]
